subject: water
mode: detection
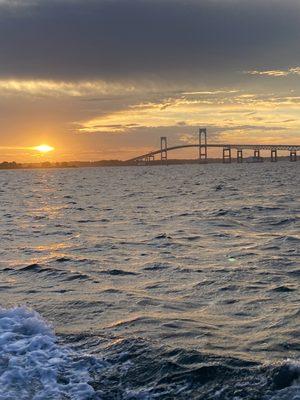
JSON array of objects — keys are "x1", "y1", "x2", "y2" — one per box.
[{"x1": 0, "y1": 162, "x2": 299, "y2": 399}]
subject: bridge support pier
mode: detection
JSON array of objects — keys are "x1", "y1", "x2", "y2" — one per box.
[
  {"x1": 290, "y1": 150, "x2": 297, "y2": 162},
  {"x1": 146, "y1": 154, "x2": 154, "y2": 163},
  {"x1": 254, "y1": 149, "x2": 261, "y2": 162},
  {"x1": 199, "y1": 128, "x2": 208, "y2": 163},
  {"x1": 223, "y1": 147, "x2": 231, "y2": 163},
  {"x1": 271, "y1": 149, "x2": 277, "y2": 162},
  {"x1": 160, "y1": 137, "x2": 168, "y2": 164},
  {"x1": 237, "y1": 149, "x2": 243, "y2": 163}
]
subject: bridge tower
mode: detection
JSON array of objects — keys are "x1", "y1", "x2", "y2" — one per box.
[
  {"x1": 198, "y1": 128, "x2": 208, "y2": 163},
  {"x1": 160, "y1": 137, "x2": 168, "y2": 164}
]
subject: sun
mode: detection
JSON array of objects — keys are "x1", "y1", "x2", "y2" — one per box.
[{"x1": 34, "y1": 145, "x2": 55, "y2": 153}]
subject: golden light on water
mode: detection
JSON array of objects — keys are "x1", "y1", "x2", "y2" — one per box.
[{"x1": 34, "y1": 145, "x2": 55, "y2": 153}]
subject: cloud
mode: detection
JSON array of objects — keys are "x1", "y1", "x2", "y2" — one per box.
[
  {"x1": 246, "y1": 67, "x2": 300, "y2": 77},
  {"x1": 183, "y1": 90, "x2": 240, "y2": 96},
  {"x1": 76, "y1": 90, "x2": 300, "y2": 138},
  {"x1": 0, "y1": 79, "x2": 137, "y2": 97},
  {"x1": 0, "y1": 0, "x2": 300, "y2": 84}
]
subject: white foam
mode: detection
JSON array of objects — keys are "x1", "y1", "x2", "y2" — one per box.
[{"x1": 0, "y1": 307, "x2": 102, "y2": 399}]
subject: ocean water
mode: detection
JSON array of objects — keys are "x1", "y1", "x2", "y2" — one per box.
[{"x1": 0, "y1": 162, "x2": 299, "y2": 399}]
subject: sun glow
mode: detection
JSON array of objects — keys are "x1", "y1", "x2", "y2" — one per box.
[{"x1": 34, "y1": 145, "x2": 55, "y2": 153}]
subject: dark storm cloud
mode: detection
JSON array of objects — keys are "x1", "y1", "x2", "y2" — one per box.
[{"x1": 1, "y1": 0, "x2": 300, "y2": 82}]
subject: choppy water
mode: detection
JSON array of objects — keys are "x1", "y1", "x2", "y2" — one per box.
[{"x1": 0, "y1": 162, "x2": 299, "y2": 399}]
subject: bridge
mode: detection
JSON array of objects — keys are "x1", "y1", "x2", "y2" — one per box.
[{"x1": 127, "y1": 129, "x2": 300, "y2": 164}]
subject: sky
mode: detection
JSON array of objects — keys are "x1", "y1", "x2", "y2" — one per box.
[{"x1": 0, "y1": 0, "x2": 300, "y2": 162}]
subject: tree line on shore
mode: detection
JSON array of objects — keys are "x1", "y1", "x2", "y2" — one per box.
[{"x1": 0, "y1": 160, "x2": 125, "y2": 169}]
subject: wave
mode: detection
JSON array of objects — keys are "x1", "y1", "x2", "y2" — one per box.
[{"x1": 0, "y1": 307, "x2": 299, "y2": 399}]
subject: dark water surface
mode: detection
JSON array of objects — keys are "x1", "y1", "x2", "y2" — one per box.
[{"x1": 0, "y1": 162, "x2": 299, "y2": 399}]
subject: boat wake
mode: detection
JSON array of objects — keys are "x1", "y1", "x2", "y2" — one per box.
[
  {"x1": 0, "y1": 307, "x2": 299, "y2": 399},
  {"x1": 0, "y1": 307, "x2": 104, "y2": 400}
]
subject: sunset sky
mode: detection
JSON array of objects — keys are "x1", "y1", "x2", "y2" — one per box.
[{"x1": 1, "y1": 0, "x2": 300, "y2": 161}]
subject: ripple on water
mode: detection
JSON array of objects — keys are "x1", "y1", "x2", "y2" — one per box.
[{"x1": 0, "y1": 163, "x2": 299, "y2": 399}]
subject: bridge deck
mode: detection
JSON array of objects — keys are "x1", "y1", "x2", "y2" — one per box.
[{"x1": 127, "y1": 143, "x2": 300, "y2": 162}]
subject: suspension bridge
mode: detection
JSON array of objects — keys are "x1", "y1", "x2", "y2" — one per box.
[{"x1": 127, "y1": 129, "x2": 300, "y2": 164}]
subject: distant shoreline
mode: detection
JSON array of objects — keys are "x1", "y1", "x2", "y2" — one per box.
[{"x1": 0, "y1": 156, "x2": 295, "y2": 170}]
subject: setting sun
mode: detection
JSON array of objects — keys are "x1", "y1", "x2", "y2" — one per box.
[{"x1": 34, "y1": 145, "x2": 55, "y2": 153}]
